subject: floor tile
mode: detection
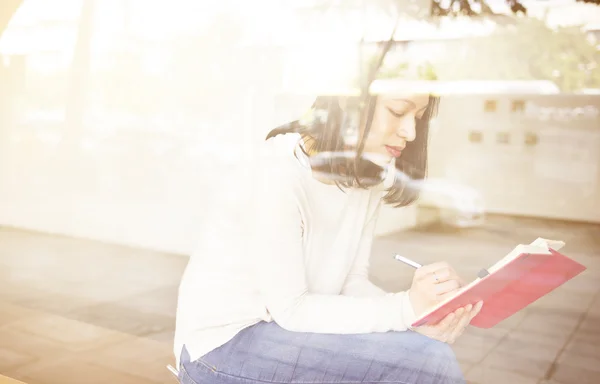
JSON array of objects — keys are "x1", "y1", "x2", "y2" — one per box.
[
  {"x1": 549, "y1": 363, "x2": 599, "y2": 384},
  {"x1": 517, "y1": 307, "x2": 582, "y2": 336},
  {"x1": 0, "y1": 326, "x2": 69, "y2": 362},
  {"x1": 557, "y1": 350, "x2": 600, "y2": 373},
  {"x1": 465, "y1": 365, "x2": 540, "y2": 384},
  {"x1": 16, "y1": 357, "x2": 162, "y2": 384},
  {"x1": 453, "y1": 343, "x2": 490, "y2": 366},
  {"x1": 452, "y1": 331, "x2": 502, "y2": 365},
  {"x1": 4, "y1": 314, "x2": 129, "y2": 353},
  {"x1": 578, "y1": 313, "x2": 600, "y2": 334},
  {"x1": 571, "y1": 327, "x2": 600, "y2": 345},
  {"x1": 529, "y1": 289, "x2": 596, "y2": 314},
  {"x1": 144, "y1": 329, "x2": 176, "y2": 344},
  {"x1": 587, "y1": 294, "x2": 600, "y2": 315},
  {"x1": 462, "y1": 325, "x2": 512, "y2": 340},
  {"x1": 458, "y1": 360, "x2": 472, "y2": 372},
  {"x1": 501, "y1": 329, "x2": 571, "y2": 350},
  {"x1": 493, "y1": 337, "x2": 562, "y2": 362},
  {"x1": 0, "y1": 301, "x2": 42, "y2": 327},
  {"x1": 0, "y1": 374, "x2": 27, "y2": 384},
  {"x1": 38, "y1": 279, "x2": 164, "y2": 304},
  {"x1": 79, "y1": 337, "x2": 175, "y2": 383},
  {"x1": 0, "y1": 283, "x2": 53, "y2": 306},
  {"x1": 480, "y1": 349, "x2": 554, "y2": 378},
  {"x1": 15, "y1": 293, "x2": 97, "y2": 317},
  {"x1": 474, "y1": 308, "x2": 528, "y2": 332},
  {"x1": 116, "y1": 285, "x2": 179, "y2": 317},
  {"x1": 0, "y1": 346, "x2": 37, "y2": 372},
  {"x1": 564, "y1": 338, "x2": 600, "y2": 360},
  {"x1": 66, "y1": 301, "x2": 175, "y2": 338},
  {"x1": 558, "y1": 271, "x2": 600, "y2": 294}
]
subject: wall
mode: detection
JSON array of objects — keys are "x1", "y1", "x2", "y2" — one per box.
[{"x1": 425, "y1": 94, "x2": 600, "y2": 223}]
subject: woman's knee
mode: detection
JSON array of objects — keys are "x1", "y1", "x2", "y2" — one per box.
[
  {"x1": 424, "y1": 337, "x2": 458, "y2": 360},
  {"x1": 422, "y1": 338, "x2": 464, "y2": 383},
  {"x1": 382, "y1": 331, "x2": 464, "y2": 383}
]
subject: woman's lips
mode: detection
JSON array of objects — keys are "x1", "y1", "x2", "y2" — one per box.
[{"x1": 385, "y1": 145, "x2": 403, "y2": 158}]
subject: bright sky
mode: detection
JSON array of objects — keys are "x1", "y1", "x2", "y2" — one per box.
[
  {"x1": 1, "y1": 0, "x2": 597, "y2": 75},
  {"x1": 0, "y1": 0, "x2": 291, "y2": 54}
]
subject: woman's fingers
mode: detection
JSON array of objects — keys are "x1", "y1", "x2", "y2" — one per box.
[
  {"x1": 435, "y1": 307, "x2": 462, "y2": 342},
  {"x1": 434, "y1": 310, "x2": 457, "y2": 337},
  {"x1": 416, "y1": 262, "x2": 451, "y2": 276},
  {"x1": 415, "y1": 264, "x2": 463, "y2": 292},
  {"x1": 415, "y1": 310, "x2": 455, "y2": 341},
  {"x1": 447, "y1": 305, "x2": 473, "y2": 343},
  {"x1": 447, "y1": 302, "x2": 484, "y2": 344},
  {"x1": 449, "y1": 307, "x2": 464, "y2": 329},
  {"x1": 469, "y1": 301, "x2": 484, "y2": 321},
  {"x1": 434, "y1": 280, "x2": 462, "y2": 296},
  {"x1": 415, "y1": 301, "x2": 485, "y2": 344},
  {"x1": 438, "y1": 289, "x2": 463, "y2": 302},
  {"x1": 416, "y1": 263, "x2": 459, "y2": 284}
]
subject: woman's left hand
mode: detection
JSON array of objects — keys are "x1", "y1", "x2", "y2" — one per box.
[{"x1": 413, "y1": 301, "x2": 483, "y2": 344}]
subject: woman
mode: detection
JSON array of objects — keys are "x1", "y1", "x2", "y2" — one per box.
[{"x1": 174, "y1": 92, "x2": 483, "y2": 384}]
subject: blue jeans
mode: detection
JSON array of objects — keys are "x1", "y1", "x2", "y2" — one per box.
[{"x1": 179, "y1": 321, "x2": 465, "y2": 384}]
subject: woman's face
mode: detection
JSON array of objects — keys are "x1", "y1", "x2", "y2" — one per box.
[{"x1": 361, "y1": 94, "x2": 430, "y2": 163}]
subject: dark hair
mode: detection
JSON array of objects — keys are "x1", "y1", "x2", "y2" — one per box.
[{"x1": 266, "y1": 93, "x2": 439, "y2": 207}]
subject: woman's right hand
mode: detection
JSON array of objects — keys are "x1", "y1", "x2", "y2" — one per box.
[{"x1": 408, "y1": 262, "x2": 464, "y2": 318}]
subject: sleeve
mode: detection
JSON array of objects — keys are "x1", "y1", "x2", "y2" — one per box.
[
  {"x1": 250, "y1": 149, "x2": 417, "y2": 334},
  {"x1": 341, "y1": 199, "x2": 388, "y2": 297}
]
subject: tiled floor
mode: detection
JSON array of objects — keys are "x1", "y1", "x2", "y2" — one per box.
[
  {"x1": 0, "y1": 230, "x2": 185, "y2": 384},
  {"x1": 0, "y1": 214, "x2": 598, "y2": 384}
]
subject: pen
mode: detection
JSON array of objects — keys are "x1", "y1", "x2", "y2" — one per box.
[{"x1": 393, "y1": 254, "x2": 422, "y2": 269}]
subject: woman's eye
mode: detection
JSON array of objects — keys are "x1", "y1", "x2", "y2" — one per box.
[{"x1": 386, "y1": 107, "x2": 405, "y2": 118}]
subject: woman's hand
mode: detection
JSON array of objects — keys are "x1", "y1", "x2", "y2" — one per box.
[
  {"x1": 413, "y1": 302, "x2": 483, "y2": 344},
  {"x1": 408, "y1": 262, "x2": 465, "y2": 318}
]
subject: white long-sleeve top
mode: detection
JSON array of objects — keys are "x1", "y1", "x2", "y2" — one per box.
[{"x1": 174, "y1": 133, "x2": 417, "y2": 364}]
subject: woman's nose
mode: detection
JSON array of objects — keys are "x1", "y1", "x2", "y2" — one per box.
[{"x1": 395, "y1": 116, "x2": 417, "y2": 142}]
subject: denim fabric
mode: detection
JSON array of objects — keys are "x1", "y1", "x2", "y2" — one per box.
[{"x1": 179, "y1": 321, "x2": 465, "y2": 384}]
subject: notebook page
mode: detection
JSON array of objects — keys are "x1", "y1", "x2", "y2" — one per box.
[{"x1": 487, "y1": 238, "x2": 563, "y2": 274}]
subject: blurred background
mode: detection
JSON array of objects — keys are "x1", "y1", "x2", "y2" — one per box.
[{"x1": 0, "y1": 1, "x2": 599, "y2": 383}]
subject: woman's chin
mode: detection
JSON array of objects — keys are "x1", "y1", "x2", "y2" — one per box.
[{"x1": 361, "y1": 151, "x2": 393, "y2": 167}]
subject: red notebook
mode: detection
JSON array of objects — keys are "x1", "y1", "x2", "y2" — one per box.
[{"x1": 411, "y1": 239, "x2": 587, "y2": 329}]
